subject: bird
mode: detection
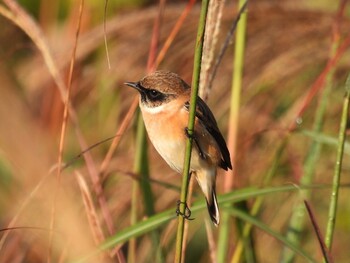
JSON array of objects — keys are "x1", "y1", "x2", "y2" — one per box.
[{"x1": 125, "y1": 70, "x2": 232, "y2": 226}]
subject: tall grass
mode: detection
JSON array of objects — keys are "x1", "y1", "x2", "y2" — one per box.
[
  {"x1": 0, "y1": 1, "x2": 350, "y2": 263},
  {"x1": 280, "y1": 3, "x2": 343, "y2": 261},
  {"x1": 174, "y1": 1, "x2": 209, "y2": 262},
  {"x1": 281, "y1": 2, "x2": 348, "y2": 262},
  {"x1": 218, "y1": 1, "x2": 248, "y2": 262},
  {"x1": 324, "y1": 73, "x2": 350, "y2": 249}
]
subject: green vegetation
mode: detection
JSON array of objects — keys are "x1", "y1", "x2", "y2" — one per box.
[{"x1": 0, "y1": 1, "x2": 349, "y2": 262}]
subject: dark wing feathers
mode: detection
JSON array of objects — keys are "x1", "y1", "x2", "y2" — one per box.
[{"x1": 184, "y1": 98, "x2": 232, "y2": 170}]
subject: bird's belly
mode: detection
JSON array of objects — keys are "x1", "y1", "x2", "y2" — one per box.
[
  {"x1": 141, "y1": 106, "x2": 186, "y2": 172},
  {"x1": 141, "y1": 105, "x2": 212, "y2": 173},
  {"x1": 147, "y1": 128, "x2": 208, "y2": 174},
  {"x1": 149, "y1": 134, "x2": 185, "y2": 173}
]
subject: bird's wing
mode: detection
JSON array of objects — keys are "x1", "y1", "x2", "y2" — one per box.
[{"x1": 184, "y1": 97, "x2": 232, "y2": 170}]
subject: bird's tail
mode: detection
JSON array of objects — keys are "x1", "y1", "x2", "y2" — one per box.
[{"x1": 194, "y1": 170, "x2": 220, "y2": 226}]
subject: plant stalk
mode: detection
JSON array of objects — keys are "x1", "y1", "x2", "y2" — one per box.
[
  {"x1": 174, "y1": 0, "x2": 210, "y2": 262},
  {"x1": 218, "y1": 0, "x2": 248, "y2": 262},
  {"x1": 324, "y1": 74, "x2": 350, "y2": 249}
]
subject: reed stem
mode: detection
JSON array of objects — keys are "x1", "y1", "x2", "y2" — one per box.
[
  {"x1": 174, "y1": 0, "x2": 209, "y2": 262},
  {"x1": 324, "y1": 74, "x2": 350, "y2": 249}
]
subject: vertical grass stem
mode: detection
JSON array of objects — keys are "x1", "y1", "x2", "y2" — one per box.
[
  {"x1": 324, "y1": 74, "x2": 350, "y2": 249},
  {"x1": 218, "y1": 1, "x2": 248, "y2": 262},
  {"x1": 174, "y1": 0, "x2": 210, "y2": 262}
]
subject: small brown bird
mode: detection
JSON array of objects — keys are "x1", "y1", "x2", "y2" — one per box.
[{"x1": 125, "y1": 70, "x2": 232, "y2": 226}]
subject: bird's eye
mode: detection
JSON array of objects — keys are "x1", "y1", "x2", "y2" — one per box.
[{"x1": 148, "y1": 89, "x2": 163, "y2": 100}]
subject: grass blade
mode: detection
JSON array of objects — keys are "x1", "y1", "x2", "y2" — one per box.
[
  {"x1": 324, "y1": 73, "x2": 350, "y2": 249},
  {"x1": 218, "y1": 1, "x2": 249, "y2": 262},
  {"x1": 280, "y1": 3, "x2": 344, "y2": 261},
  {"x1": 228, "y1": 208, "x2": 316, "y2": 263},
  {"x1": 304, "y1": 201, "x2": 333, "y2": 263},
  {"x1": 280, "y1": 38, "x2": 335, "y2": 263},
  {"x1": 75, "y1": 184, "x2": 329, "y2": 263},
  {"x1": 231, "y1": 139, "x2": 289, "y2": 263},
  {"x1": 174, "y1": 0, "x2": 209, "y2": 262}
]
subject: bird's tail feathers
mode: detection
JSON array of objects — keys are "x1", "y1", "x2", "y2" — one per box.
[
  {"x1": 194, "y1": 170, "x2": 220, "y2": 226},
  {"x1": 206, "y1": 188, "x2": 220, "y2": 226}
]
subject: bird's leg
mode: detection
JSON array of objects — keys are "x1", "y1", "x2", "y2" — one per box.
[
  {"x1": 184, "y1": 127, "x2": 206, "y2": 160},
  {"x1": 176, "y1": 171, "x2": 195, "y2": 221},
  {"x1": 176, "y1": 200, "x2": 194, "y2": 221}
]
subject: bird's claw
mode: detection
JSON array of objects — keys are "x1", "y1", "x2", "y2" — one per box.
[
  {"x1": 184, "y1": 127, "x2": 206, "y2": 160},
  {"x1": 176, "y1": 200, "x2": 195, "y2": 221},
  {"x1": 184, "y1": 127, "x2": 193, "y2": 139}
]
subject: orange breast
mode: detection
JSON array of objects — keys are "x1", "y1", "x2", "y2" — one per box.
[
  {"x1": 140, "y1": 100, "x2": 222, "y2": 173},
  {"x1": 141, "y1": 101, "x2": 187, "y2": 172}
]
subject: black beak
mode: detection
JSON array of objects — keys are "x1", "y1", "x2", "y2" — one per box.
[
  {"x1": 125, "y1": 81, "x2": 146, "y2": 101},
  {"x1": 125, "y1": 81, "x2": 140, "y2": 91}
]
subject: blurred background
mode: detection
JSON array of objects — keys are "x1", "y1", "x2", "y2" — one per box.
[{"x1": 0, "y1": 0, "x2": 350, "y2": 262}]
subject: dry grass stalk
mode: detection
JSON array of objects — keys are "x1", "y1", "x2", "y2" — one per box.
[
  {"x1": 199, "y1": 0, "x2": 226, "y2": 100},
  {"x1": 0, "y1": 175, "x2": 49, "y2": 252},
  {"x1": 288, "y1": 30, "x2": 350, "y2": 131},
  {"x1": 204, "y1": 218, "x2": 217, "y2": 263},
  {"x1": 49, "y1": 1, "x2": 85, "y2": 262},
  {"x1": 155, "y1": 0, "x2": 196, "y2": 68},
  {"x1": 1, "y1": 2, "x2": 350, "y2": 262},
  {"x1": 1, "y1": 0, "x2": 117, "y2": 241},
  {"x1": 99, "y1": 97, "x2": 139, "y2": 178},
  {"x1": 75, "y1": 172, "x2": 106, "y2": 249}
]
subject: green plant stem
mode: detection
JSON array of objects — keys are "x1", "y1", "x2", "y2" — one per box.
[
  {"x1": 75, "y1": 184, "x2": 331, "y2": 263},
  {"x1": 229, "y1": 207, "x2": 316, "y2": 263},
  {"x1": 231, "y1": 139, "x2": 288, "y2": 263},
  {"x1": 135, "y1": 121, "x2": 153, "y2": 217},
  {"x1": 132, "y1": 113, "x2": 163, "y2": 263},
  {"x1": 128, "y1": 170, "x2": 138, "y2": 263},
  {"x1": 218, "y1": 0, "x2": 248, "y2": 262},
  {"x1": 324, "y1": 74, "x2": 350, "y2": 249},
  {"x1": 174, "y1": 0, "x2": 209, "y2": 262},
  {"x1": 128, "y1": 112, "x2": 144, "y2": 263},
  {"x1": 280, "y1": 19, "x2": 340, "y2": 263},
  {"x1": 280, "y1": 60, "x2": 335, "y2": 263}
]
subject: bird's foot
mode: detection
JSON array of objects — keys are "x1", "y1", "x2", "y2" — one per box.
[
  {"x1": 184, "y1": 127, "x2": 206, "y2": 160},
  {"x1": 176, "y1": 200, "x2": 195, "y2": 221},
  {"x1": 184, "y1": 127, "x2": 194, "y2": 139}
]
